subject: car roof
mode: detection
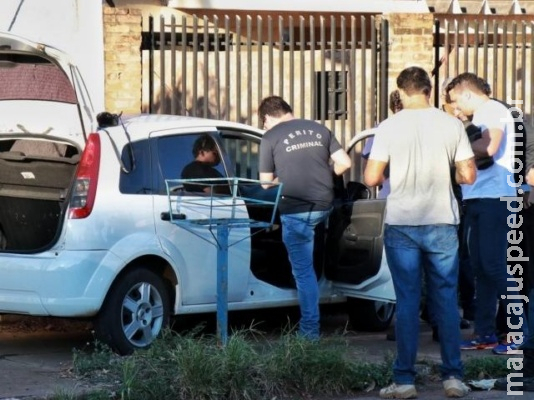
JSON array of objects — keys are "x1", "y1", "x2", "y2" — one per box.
[{"x1": 99, "y1": 114, "x2": 264, "y2": 142}]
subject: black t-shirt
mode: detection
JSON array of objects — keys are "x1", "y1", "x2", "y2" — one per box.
[
  {"x1": 181, "y1": 160, "x2": 223, "y2": 192},
  {"x1": 259, "y1": 118, "x2": 342, "y2": 214}
]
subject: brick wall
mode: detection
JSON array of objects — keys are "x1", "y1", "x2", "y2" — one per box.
[
  {"x1": 102, "y1": 7, "x2": 142, "y2": 115},
  {"x1": 380, "y1": 13, "x2": 435, "y2": 95}
]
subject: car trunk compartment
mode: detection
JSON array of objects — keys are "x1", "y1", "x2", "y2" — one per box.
[{"x1": 0, "y1": 139, "x2": 79, "y2": 251}]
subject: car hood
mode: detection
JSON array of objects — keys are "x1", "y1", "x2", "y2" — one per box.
[{"x1": 0, "y1": 31, "x2": 95, "y2": 147}]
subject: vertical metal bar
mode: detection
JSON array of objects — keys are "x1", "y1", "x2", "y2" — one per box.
[
  {"x1": 181, "y1": 15, "x2": 187, "y2": 115},
  {"x1": 340, "y1": 16, "x2": 347, "y2": 146},
  {"x1": 330, "y1": 16, "x2": 336, "y2": 130},
  {"x1": 236, "y1": 16, "x2": 242, "y2": 122},
  {"x1": 511, "y1": 22, "x2": 517, "y2": 102},
  {"x1": 320, "y1": 16, "x2": 326, "y2": 124},
  {"x1": 246, "y1": 16, "x2": 253, "y2": 125},
  {"x1": 268, "y1": 16, "x2": 274, "y2": 96},
  {"x1": 473, "y1": 20, "x2": 479, "y2": 75},
  {"x1": 380, "y1": 18, "x2": 388, "y2": 122},
  {"x1": 502, "y1": 21, "x2": 508, "y2": 100},
  {"x1": 463, "y1": 19, "x2": 468, "y2": 73},
  {"x1": 192, "y1": 16, "x2": 198, "y2": 116},
  {"x1": 310, "y1": 16, "x2": 316, "y2": 120},
  {"x1": 160, "y1": 15, "x2": 166, "y2": 114},
  {"x1": 213, "y1": 16, "x2": 221, "y2": 119},
  {"x1": 434, "y1": 18, "x2": 440, "y2": 108},
  {"x1": 278, "y1": 16, "x2": 284, "y2": 97},
  {"x1": 349, "y1": 16, "x2": 356, "y2": 136},
  {"x1": 235, "y1": 15, "x2": 241, "y2": 122},
  {"x1": 453, "y1": 19, "x2": 459, "y2": 76},
  {"x1": 370, "y1": 16, "x2": 377, "y2": 125},
  {"x1": 257, "y1": 16, "x2": 263, "y2": 121},
  {"x1": 361, "y1": 15, "x2": 367, "y2": 131},
  {"x1": 299, "y1": 16, "x2": 305, "y2": 118},
  {"x1": 225, "y1": 17, "x2": 231, "y2": 120},
  {"x1": 493, "y1": 20, "x2": 499, "y2": 97},
  {"x1": 483, "y1": 19, "x2": 489, "y2": 81},
  {"x1": 444, "y1": 19, "x2": 450, "y2": 80},
  {"x1": 520, "y1": 22, "x2": 527, "y2": 112},
  {"x1": 216, "y1": 224, "x2": 229, "y2": 347},
  {"x1": 203, "y1": 16, "x2": 209, "y2": 118},
  {"x1": 148, "y1": 16, "x2": 154, "y2": 114},
  {"x1": 289, "y1": 16, "x2": 295, "y2": 108},
  {"x1": 170, "y1": 15, "x2": 176, "y2": 115}
]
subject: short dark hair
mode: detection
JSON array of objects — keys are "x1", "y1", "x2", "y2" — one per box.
[
  {"x1": 389, "y1": 90, "x2": 403, "y2": 113},
  {"x1": 192, "y1": 134, "x2": 217, "y2": 157},
  {"x1": 446, "y1": 72, "x2": 491, "y2": 96},
  {"x1": 396, "y1": 66, "x2": 432, "y2": 96},
  {"x1": 258, "y1": 96, "x2": 293, "y2": 126}
]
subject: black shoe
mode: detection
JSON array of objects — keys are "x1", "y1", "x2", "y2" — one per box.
[
  {"x1": 459, "y1": 318, "x2": 471, "y2": 329},
  {"x1": 494, "y1": 376, "x2": 534, "y2": 391}
]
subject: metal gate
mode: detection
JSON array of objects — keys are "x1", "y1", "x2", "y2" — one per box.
[
  {"x1": 433, "y1": 15, "x2": 533, "y2": 126},
  {"x1": 141, "y1": 14, "x2": 389, "y2": 147}
]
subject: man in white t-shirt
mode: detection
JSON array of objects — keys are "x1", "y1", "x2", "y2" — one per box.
[
  {"x1": 447, "y1": 73, "x2": 528, "y2": 354},
  {"x1": 365, "y1": 66, "x2": 476, "y2": 399}
]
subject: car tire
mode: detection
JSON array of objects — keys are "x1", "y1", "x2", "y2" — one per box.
[
  {"x1": 94, "y1": 267, "x2": 170, "y2": 355},
  {"x1": 347, "y1": 298, "x2": 395, "y2": 332}
]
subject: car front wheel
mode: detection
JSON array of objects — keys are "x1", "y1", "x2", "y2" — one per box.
[
  {"x1": 94, "y1": 267, "x2": 170, "y2": 355},
  {"x1": 347, "y1": 298, "x2": 395, "y2": 332}
]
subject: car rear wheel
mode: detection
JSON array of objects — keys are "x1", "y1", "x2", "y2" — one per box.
[
  {"x1": 347, "y1": 298, "x2": 395, "y2": 332},
  {"x1": 94, "y1": 267, "x2": 170, "y2": 355}
]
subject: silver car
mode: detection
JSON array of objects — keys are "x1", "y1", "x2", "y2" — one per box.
[{"x1": 0, "y1": 32, "x2": 394, "y2": 354}]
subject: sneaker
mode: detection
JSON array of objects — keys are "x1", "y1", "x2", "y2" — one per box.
[
  {"x1": 443, "y1": 377, "x2": 470, "y2": 398},
  {"x1": 379, "y1": 383, "x2": 417, "y2": 399},
  {"x1": 460, "y1": 334, "x2": 498, "y2": 350},
  {"x1": 492, "y1": 339, "x2": 524, "y2": 355}
]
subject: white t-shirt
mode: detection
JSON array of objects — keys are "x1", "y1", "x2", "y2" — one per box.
[
  {"x1": 460, "y1": 99, "x2": 518, "y2": 199},
  {"x1": 370, "y1": 107, "x2": 474, "y2": 226}
]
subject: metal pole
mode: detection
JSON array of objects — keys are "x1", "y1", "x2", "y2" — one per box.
[{"x1": 216, "y1": 223, "x2": 229, "y2": 346}]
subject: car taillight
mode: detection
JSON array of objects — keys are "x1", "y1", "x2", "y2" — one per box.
[{"x1": 69, "y1": 133, "x2": 101, "y2": 219}]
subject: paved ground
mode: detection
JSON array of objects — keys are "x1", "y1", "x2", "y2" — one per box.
[{"x1": 0, "y1": 313, "x2": 533, "y2": 399}]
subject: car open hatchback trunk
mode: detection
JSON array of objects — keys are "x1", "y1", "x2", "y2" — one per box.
[{"x1": 0, "y1": 32, "x2": 95, "y2": 252}]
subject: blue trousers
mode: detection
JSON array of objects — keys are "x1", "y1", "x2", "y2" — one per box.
[{"x1": 384, "y1": 224, "x2": 464, "y2": 384}]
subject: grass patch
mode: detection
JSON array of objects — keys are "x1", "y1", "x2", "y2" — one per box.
[{"x1": 61, "y1": 327, "x2": 512, "y2": 400}]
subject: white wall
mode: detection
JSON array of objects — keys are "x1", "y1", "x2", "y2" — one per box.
[{"x1": 0, "y1": 0, "x2": 105, "y2": 111}]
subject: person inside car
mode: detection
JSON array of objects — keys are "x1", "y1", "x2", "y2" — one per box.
[{"x1": 181, "y1": 134, "x2": 228, "y2": 194}]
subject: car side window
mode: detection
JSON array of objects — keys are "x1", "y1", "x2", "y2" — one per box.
[
  {"x1": 219, "y1": 131, "x2": 260, "y2": 180},
  {"x1": 119, "y1": 139, "x2": 152, "y2": 194},
  {"x1": 154, "y1": 134, "x2": 226, "y2": 195}
]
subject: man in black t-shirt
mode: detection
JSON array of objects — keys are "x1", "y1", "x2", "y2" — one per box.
[
  {"x1": 258, "y1": 96, "x2": 352, "y2": 340},
  {"x1": 181, "y1": 134, "x2": 225, "y2": 194}
]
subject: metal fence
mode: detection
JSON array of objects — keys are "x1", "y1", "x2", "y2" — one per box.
[
  {"x1": 142, "y1": 14, "x2": 388, "y2": 147},
  {"x1": 433, "y1": 15, "x2": 534, "y2": 127}
]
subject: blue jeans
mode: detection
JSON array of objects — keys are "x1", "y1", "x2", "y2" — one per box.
[
  {"x1": 281, "y1": 209, "x2": 332, "y2": 340},
  {"x1": 384, "y1": 224, "x2": 463, "y2": 384},
  {"x1": 464, "y1": 198, "x2": 528, "y2": 338}
]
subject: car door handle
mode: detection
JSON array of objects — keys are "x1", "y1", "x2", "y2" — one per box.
[{"x1": 160, "y1": 212, "x2": 186, "y2": 221}]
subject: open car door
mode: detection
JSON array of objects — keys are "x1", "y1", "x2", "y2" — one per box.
[{"x1": 326, "y1": 129, "x2": 396, "y2": 331}]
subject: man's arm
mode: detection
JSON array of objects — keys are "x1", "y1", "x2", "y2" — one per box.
[
  {"x1": 454, "y1": 157, "x2": 477, "y2": 184},
  {"x1": 330, "y1": 148, "x2": 352, "y2": 176},
  {"x1": 364, "y1": 159, "x2": 388, "y2": 187},
  {"x1": 470, "y1": 128, "x2": 503, "y2": 157}
]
